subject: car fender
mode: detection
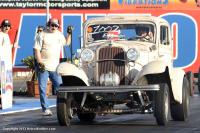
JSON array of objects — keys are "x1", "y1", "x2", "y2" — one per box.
[
  {"x1": 133, "y1": 61, "x2": 167, "y2": 84},
  {"x1": 56, "y1": 62, "x2": 89, "y2": 86},
  {"x1": 169, "y1": 68, "x2": 185, "y2": 103},
  {"x1": 133, "y1": 60, "x2": 184, "y2": 103}
]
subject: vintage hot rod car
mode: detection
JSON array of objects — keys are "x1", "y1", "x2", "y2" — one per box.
[{"x1": 56, "y1": 15, "x2": 189, "y2": 126}]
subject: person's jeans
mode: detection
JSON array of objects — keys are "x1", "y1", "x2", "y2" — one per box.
[{"x1": 37, "y1": 70, "x2": 62, "y2": 111}]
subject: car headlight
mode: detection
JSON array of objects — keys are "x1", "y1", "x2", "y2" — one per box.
[
  {"x1": 81, "y1": 49, "x2": 94, "y2": 62},
  {"x1": 127, "y1": 48, "x2": 139, "y2": 61}
]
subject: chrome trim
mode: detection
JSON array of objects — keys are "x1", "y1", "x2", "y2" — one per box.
[
  {"x1": 97, "y1": 59, "x2": 126, "y2": 62},
  {"x1": 58, "y1": 85, "x2": 159, "y2": 93}
]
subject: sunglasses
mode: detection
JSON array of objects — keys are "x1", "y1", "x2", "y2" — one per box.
[
  {"x1": 3, "y1": 25, "x2": 11, "y2": 27},
  {"x1": 50, "y1": 24, "x2": 58, "y2": 27}
]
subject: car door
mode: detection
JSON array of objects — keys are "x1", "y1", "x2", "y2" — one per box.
[{"x1": 158, "y1": 24, "x2": 173, "y2": 66}]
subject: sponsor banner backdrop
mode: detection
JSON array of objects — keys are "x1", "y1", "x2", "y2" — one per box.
[
  {"x1": 0, "y1": 0, "x2": 110, "y2": 9},
  {"x1": 0, "y1": 0, "x2": 199, "y2": 73}
]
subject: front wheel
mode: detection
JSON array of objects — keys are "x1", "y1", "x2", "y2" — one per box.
[
  {"x1": 154, "y1": 83, "x2": 170, "y2": 126},
  {"x1": 57, "y1": 93, "x2": 74, "y2": 126}
]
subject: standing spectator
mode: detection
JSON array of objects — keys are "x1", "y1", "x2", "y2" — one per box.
[
  {"x1": 34, "y1": 25, "x2": 45, "y2": 51},
  {"x1": 37, "y1": 25, "x2": 44, "y2": 34},
  {"x1": 0, "y1": 19, "x2": 19, "y2": 50},
  {"x1": 0, "y1": 19, "x2": 12, "y2": 50},
  {"x1": 34, "y1": 18, "x2": 72, "y2": 116},
  {"x1": 34, "y1": 25, "x2": 45, "y2": 41},
  {"x1": 33, "y1": 25, "x2": 45, "y2": 80}
]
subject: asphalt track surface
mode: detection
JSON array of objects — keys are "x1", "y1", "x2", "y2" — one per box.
[{"x1": 0, "y1": 94, "x2": 200, "y2": 133}]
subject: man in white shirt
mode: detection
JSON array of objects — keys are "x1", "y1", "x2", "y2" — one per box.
[
  {"x1": 0, "y1": 19, "x2": 12, "y2": 51},
  {"x1": 34, "y1": 18, "x2": 71, "y2": 116},
  {"x1": 0, "y1": 19, "x2": 19, "y2": 54}
]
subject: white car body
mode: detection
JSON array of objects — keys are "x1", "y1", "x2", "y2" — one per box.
[
  {"x1": 56, "y1": 15, "x2": 189, "y2": 126},
  {"x1": 57, "y1": 15, "x2": 184, "y2": 103}
]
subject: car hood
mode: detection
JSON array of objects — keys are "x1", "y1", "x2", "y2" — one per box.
[{"x1": 86, "y1": 40, "x2": 156, "y2": 52}]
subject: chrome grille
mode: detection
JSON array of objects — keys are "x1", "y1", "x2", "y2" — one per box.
[{"x1": 98, "y1": 47, "x2": 125, "y2": 84}]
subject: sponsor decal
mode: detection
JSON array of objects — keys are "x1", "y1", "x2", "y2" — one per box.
[
  {"x1": 0, "y1": 61, "x2": 6, "y2": 92},
  {"x1": 0, "y1": 42, "x2": 13, "y2": 109},
  {"x1": 111, "y1": 0, "x2": 199, "y2": 9},
  {"x1": 117, "y1": 0, "x2": 168, "y2": 5},
  {"x1": 6, "y1": 85, "x2": 13, "y2": 91}
]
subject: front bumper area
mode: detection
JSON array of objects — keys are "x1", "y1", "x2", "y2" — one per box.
[{"x1": 58, "y1": 85, "x2": 159, "y2": 93}]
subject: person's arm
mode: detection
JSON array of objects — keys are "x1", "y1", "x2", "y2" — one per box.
[
  {"x1": 147, "y1": 32, "x2": 153, "y2": 41},
  {"x1": 34, "y1": 48, "x2": 42, "y2": 63},
  {"x1": 33, "y1": 33, "x2": 43, "y2": 63},
  {"x1": 13, "y1": 42, "x2": 20, "y2": 48},
  {"x1": 60, "y1": 26, "x2": 72, "y2": 46},
  {"x1": 34, "y1": 47, "x2": 45, "y2": 72}
]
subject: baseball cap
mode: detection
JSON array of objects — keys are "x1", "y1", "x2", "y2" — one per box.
[
  {"x1": 48, "y1": 18, "x2": 60, "y2": 27},
  {"x1": 1, "y1": 19, "x2": 11, "y2": 27}
]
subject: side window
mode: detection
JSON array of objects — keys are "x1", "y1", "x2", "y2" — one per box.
[{"x1": 160, "y1": 26, "x2": 169, "y2": 45}]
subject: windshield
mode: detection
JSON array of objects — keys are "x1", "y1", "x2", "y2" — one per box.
[{"x1": 86, "y1": 23, "x2": 155, "y2": 44}]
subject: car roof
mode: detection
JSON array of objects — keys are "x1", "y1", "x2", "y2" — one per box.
[{"x1": 84, "y1": 15, "x2": 168, "y2": 25}]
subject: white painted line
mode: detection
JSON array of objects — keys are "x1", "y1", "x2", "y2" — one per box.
[
  {"x1": 0, "y1": 105, "x2": 56, "y2": 115},
  {"x1": 193, "y1": 94, "x2": 199, "y2": 97}
]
